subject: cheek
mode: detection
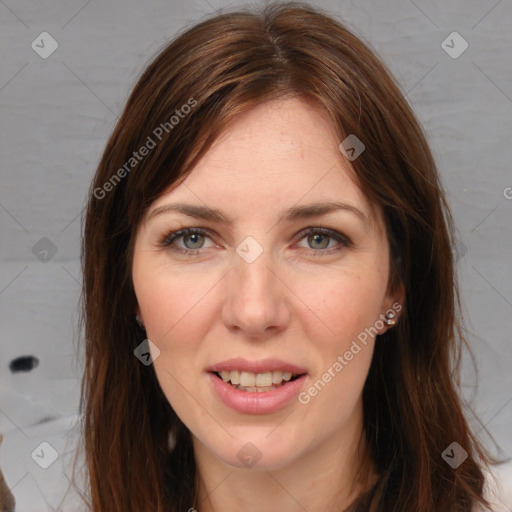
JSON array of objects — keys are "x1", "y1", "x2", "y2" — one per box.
[
  {"x1": 292, "y1": 266, "x2": 387, "y2": 416},
  {"x1": 297, "y1": 266, "x2": 388, "y2": 346},
  {"x1": 133, "y1": 254, "x2": 220, "y2": 347},
  {"x1": 132, "y1": 258, "x2": 218, "y2": 425},
  {"x1": 296, "y1": 274, "x2": 382, "y2": 428}
]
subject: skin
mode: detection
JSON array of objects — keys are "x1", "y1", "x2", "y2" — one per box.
[{"x1": 132, "y1": 98, "x2": 403, "y2": 512}]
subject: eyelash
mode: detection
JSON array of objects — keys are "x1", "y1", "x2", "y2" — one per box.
[{"x1": 159, "y1": 227, "x2": 352, "y2": 257}]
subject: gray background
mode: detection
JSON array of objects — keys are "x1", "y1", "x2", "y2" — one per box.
[{"x1": 0, "y1": 0, "x2": 511, "y2": 510}]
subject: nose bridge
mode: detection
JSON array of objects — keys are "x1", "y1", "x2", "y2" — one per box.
[
  {"x1": 237, "y1": 252, "x2": 273, "y2": 294},
  {"x1": 233, "y1": 243, "x2": 279, "y2": 305},
  {"x1": 222, "y1": 238, "x2": 289, "y2": 336},
  {"x1": 233, "y1": 234, "x2": 276, "y2": 291}
]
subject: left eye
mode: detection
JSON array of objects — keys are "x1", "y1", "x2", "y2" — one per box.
[
  {"x1": 294, "y1": 228, "x2": 351, "y2": 253},
  {"x1": 297, "y1": 230, "x2": 342, "y2": 251}
]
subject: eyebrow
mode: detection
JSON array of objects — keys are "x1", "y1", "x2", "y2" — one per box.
[{"x1": 147, "y1": 200, "x2": 370, "y2": 228}]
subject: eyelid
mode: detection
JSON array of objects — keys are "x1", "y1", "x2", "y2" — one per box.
[
  {"x1": 160, "y1": 227, "x2": 217, "y2": 248},
  {"x1": 294, "y1": 226, "x2": 353, "y2": 246}
]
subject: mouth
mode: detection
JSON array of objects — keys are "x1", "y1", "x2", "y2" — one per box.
[
  {"x1": 211, "y1": 370, "x2": 304, "y2": 393},
  {"x1": 207, "y1": 359, "x2": 309, "y2": 414}
]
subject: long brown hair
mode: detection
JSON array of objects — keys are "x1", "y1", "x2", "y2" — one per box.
[{"x1": 74, "y1": 2, "x2": 499, "y2": 510}]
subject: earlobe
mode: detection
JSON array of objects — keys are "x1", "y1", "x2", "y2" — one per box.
[
  {"x1": 384, "y1": 309, "x2": 397, "y2": 326},
  {"x1": 135, "y1": 307, "x2": 145, "y2": 329},
  {"x1": 388, "y1": 282, "x2": 405, "y2": 319},
  {"x1": 377, "y1": 305, "x2": 401, "y2": 335},
  {"x1": 379, "y1": 285, "x2": 404, "y2": 334},
  {"x1": 135, "y1": 315, "x2": 145, "y2": 330}
]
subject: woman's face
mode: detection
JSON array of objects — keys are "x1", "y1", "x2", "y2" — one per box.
[{"x1": 132, "y1": 98, "x2": 401, "y2": 471}]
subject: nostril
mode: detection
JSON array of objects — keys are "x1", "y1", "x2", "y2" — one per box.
[{"x1": 9, "y1": 355, "x2": 39, "y2": 373}]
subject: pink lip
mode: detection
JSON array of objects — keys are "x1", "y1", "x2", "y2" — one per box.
[
  {"x1": 207, "y1": 372, "x2": 308, "y2": 414},
  {"x1": 206, "y1": 357, "x2": 308, "y2": 375}
]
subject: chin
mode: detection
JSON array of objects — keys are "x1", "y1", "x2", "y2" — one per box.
[{"x1": 208, "y1": 430, "x2": 305, "y2": 471}]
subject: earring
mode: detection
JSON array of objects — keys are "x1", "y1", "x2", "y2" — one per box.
[
  {"x1": 384, "y1": 310, "x2": 397, "y2": 326},
  {"x1": 135, "y1": 314, "x2": 145, "y2": 329}
]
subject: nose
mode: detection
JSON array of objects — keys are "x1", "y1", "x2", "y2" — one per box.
[{"x1": 221, "y1": 249, "x2": 291, "y2": 340}]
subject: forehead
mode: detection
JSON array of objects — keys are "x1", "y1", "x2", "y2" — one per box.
[
  {"x1": 152, "y1": 98, "x2": 382, "y2": 232},
  {"x1": 191, "y1": 98, "x2": 344, "y2": 184}
]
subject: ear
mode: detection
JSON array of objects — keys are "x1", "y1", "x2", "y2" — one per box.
[
  {"x1": 388, "y1": 281, "x2": 405, "y2": 313},
  {"x1": 135, "y1": 305, "x2": 145, "y2": 326},
  {"x1": 379, "y1": 282, "x2": 405, "y2": 334}
]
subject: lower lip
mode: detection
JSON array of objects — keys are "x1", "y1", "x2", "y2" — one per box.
[{"x1": 208, "y1": 372, "x2": 307, "y2": 414}]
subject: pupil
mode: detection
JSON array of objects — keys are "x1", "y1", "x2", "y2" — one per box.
[
  {"x1": 185, "y1": 233, "x2": 203, "y2": 249},
  {"x1": 310, "y1": 234, "x2": 328, "y2": 249}
]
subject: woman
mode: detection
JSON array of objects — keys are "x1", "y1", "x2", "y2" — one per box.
[{"x1": 75, "y1": 2, "x2": 498, "y2": 510}]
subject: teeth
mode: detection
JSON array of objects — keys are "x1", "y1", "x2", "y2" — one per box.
[
  {"x1": 255, "y1": 372, "x2": 272, "y2": 387},
  {"x1": 272, "y1": 370, "x2": 283, "y2": 383},
  {"x1": 235, "y1": 385, "x2": 276, "y2": 392},
  {"x1": 216, "y1": 369, "x2": 301, "y2": 390},
  {"x1": 240, "y1": 371, "x2": 256, "y2": 387}
]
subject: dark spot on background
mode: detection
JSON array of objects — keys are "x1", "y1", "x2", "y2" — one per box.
[{"x1": 9, "y1": 355, "x2": 39, "y2": 373}]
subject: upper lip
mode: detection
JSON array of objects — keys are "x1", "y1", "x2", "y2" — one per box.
[{"x1": 207, "y1": 357, "x2": 308, "y2": 375}]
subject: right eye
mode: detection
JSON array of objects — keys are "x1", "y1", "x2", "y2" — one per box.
[{"x1": 160, "y1": 227, "x2": 216, "y2": 255}]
